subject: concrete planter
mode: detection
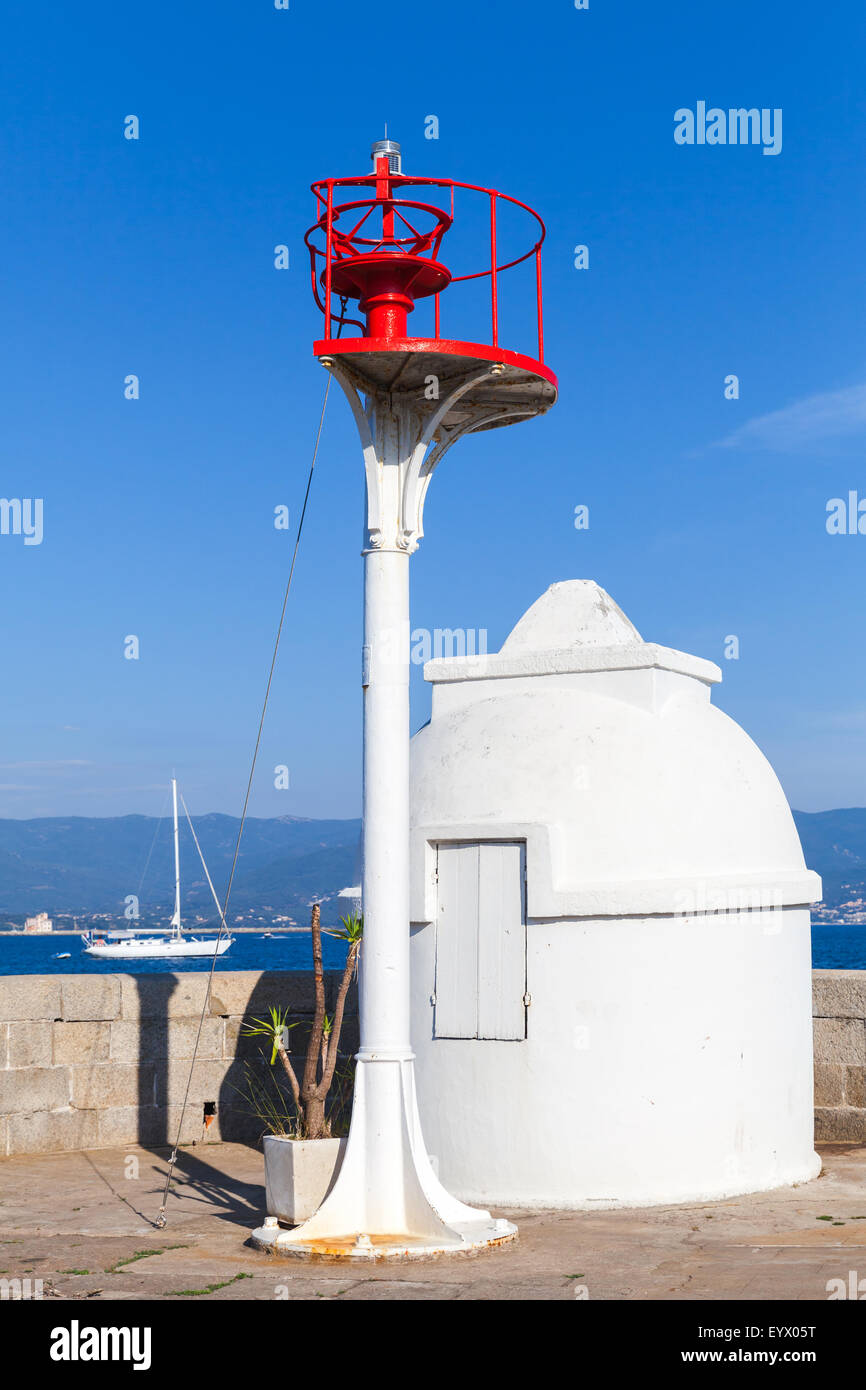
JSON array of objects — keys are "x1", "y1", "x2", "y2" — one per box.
[{"x1": 263, "y1": 1135, "x2": 347, "y2": 1225}]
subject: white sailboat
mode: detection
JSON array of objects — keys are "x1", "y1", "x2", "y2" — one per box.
[{"x1": 81, "y1": 779, "x2": 234, "y2": 960}]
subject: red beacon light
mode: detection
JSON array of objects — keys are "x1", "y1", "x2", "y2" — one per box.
[{"x1": 305, "y1": 138, "x2": 557, "y2": 428}]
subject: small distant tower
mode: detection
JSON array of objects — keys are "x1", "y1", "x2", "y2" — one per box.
[{"x1": 254, "y1": 139, "x2": 557, "y2": 1258}]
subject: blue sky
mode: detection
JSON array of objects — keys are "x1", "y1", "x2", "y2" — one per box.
[{"x1": 1, "y1": 0, "x2": 864, "y2": 819}]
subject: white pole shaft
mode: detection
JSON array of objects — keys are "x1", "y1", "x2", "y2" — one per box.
[
  {"x1": 252, "y1": 375, "x2": 516, "y2": 1253},
  {"x1": 171, "y1": 777, "x2": 181, "y2": 933},
  {"x1": 360, "y1": 547, "x2": 411, "y2": 1054}
]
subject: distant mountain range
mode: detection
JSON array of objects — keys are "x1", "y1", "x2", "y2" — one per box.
[
  {"x1": 0, "y1": 814, "x2": 361, "y2": 927},
  {"x1": 792, "y1": 809, "x2": 866, "y2": 915},
  {"x1": 0, "y1": 809, "x2": 864, "y2": 926}
]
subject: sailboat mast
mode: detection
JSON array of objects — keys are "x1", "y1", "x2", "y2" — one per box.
[{"x1": 171, "y1": 777, "x2": 181, "y2": 936}]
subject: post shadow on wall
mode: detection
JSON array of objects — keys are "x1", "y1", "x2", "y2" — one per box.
[
  {"x1": 133, "y1": 972, "x2": 175, "y2": 1152},
  {"x1": 132, "y1": 972, "x2": 268, "y2": 1230}
]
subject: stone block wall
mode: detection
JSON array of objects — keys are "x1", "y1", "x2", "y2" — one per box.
[
  {"x1": 0, "y1": 970, "x2": 357, "y2": 1157},
  {"x1": 1, "y1": 968, "x2": 864, "y2": 1156},
  {"x1": 813, "y1": 969, "x2": 866, "y2": 1143}
]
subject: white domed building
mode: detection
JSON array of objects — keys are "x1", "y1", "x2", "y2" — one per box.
[{"x1": 408, "y1": 580, "x2": 821, "y2": 1208}]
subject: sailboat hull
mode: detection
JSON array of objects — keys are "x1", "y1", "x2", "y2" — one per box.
[{"x1": 82, "y1": 936, "x2": 233, "y2": 959}]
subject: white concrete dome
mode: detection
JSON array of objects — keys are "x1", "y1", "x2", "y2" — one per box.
[{"x1": 409, "y1": 581, "x2": 821, "y2": 1209}]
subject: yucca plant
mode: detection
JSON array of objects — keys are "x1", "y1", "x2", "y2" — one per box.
[
  {"x1": 241, "y1": 903, "x2": 362, "y2": 1140},
  {"x1": 229, "y1": 1059, "x2": 303, "y2": 1139},
  {"x1": 242, "y1": 1006, "x2": 300, "y2": 1076}
]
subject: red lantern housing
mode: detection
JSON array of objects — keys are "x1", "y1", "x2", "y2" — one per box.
[{"x1": 305, "y1": 141, "x2": 557, "y2": 428}]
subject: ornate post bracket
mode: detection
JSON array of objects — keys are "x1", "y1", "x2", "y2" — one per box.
[{"x1": 321, "y1": 357, "x2": 534, "y2": 555}]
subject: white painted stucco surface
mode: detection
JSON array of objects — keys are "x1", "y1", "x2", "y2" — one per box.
[{"x1": 409, "y1": 581, "x2": 821, "y2": 1207}]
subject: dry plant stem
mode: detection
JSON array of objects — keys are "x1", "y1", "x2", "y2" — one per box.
[
  {"x1": 295, "y1": 904, "x2": 362, "y2": 1139},
  {"x1": 276, "y1": 1046, "x2": 302, "y2": 1113},
  {"x1": 301, "y1": 903, "x2": 328, "y2": 1138},
  {"x1": 322, "y1": 941, "x2": 360, "y2": 1092}
]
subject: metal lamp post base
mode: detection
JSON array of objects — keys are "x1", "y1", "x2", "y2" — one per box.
[
  {"x1": 249, "y1": 1224, "x2": 517, "y2": 1262},
  {"x1": 250, "y1": 1054, "x2": 517, "y2": 1260}
]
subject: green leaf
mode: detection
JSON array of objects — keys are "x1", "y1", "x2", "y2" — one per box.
[{"x1": 324, "y1": 912, "x2": 364, "y2": 945}]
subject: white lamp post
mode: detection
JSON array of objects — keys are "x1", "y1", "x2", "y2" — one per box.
[{"x1": 252, "y1": 140, "x2": 557, "y2": 1258}]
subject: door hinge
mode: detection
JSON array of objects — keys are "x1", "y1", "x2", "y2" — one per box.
[
  {"x1": 523, "y1": 992, "x2": 532, "y2": 1007},
  {"x1": 430, "y1": 993, "x2": 436, "y2": 1006}
]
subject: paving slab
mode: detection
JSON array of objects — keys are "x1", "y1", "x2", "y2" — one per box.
[{"x1": 1, "y1": 1140, "x2": 865, "y2": 1300}]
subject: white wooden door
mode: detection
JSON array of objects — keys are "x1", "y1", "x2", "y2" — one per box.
[{"x1": 434, "y1": 841, "x2": 526, "y2": 1040}]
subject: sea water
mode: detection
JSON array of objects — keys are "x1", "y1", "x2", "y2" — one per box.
[
  {"x1": 0, "y1": 924, "x2": 861, "y2": 975},
  {"x1": 0, "y1": 932, "x2": 349, "y2": 976}
]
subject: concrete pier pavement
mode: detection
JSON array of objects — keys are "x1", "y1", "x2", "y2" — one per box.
[{"x1": 1, "y1": 1142, "x2": 865, "y2": 1300}]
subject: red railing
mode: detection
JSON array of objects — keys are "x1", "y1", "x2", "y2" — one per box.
[{"x1": 305, "y1": 172, "x2": 547, "y2": 364}]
